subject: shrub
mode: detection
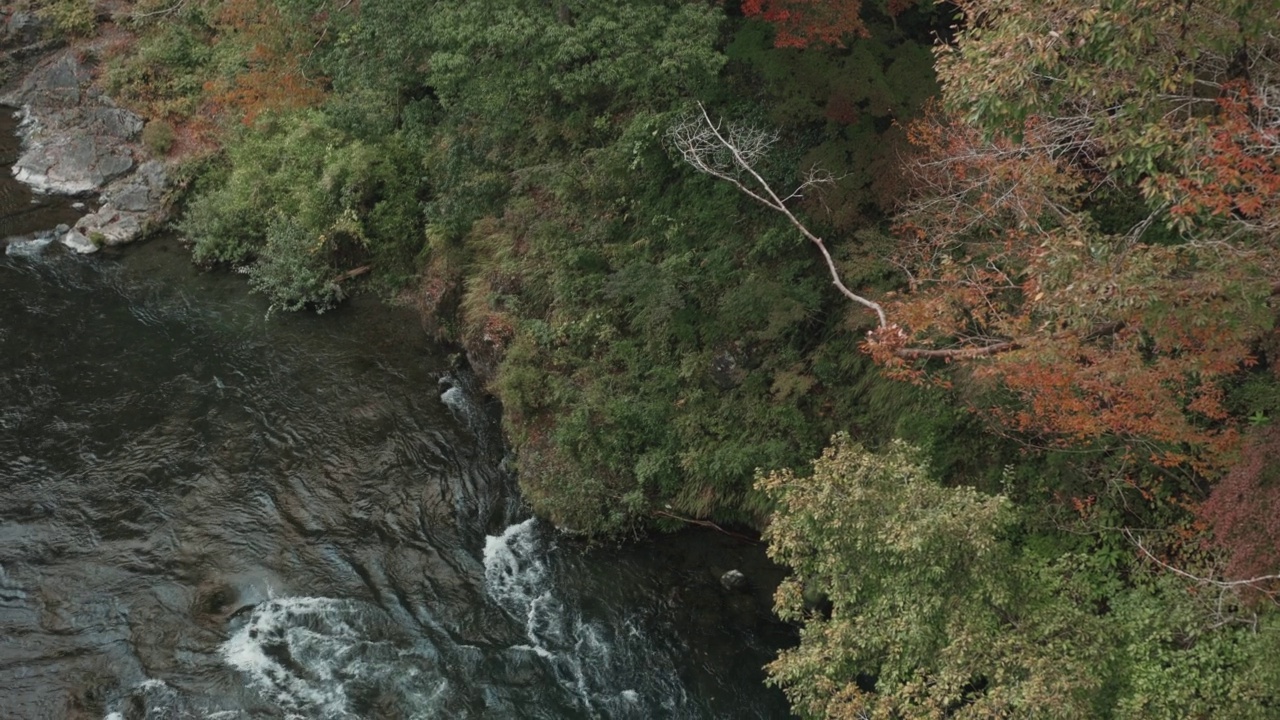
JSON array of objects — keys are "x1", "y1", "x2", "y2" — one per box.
[
  {"x1": 247, "y1": 217, "x2": 342, "y2": 313},
  {"x1": 180, "y1": 110, "x2": 428, "y2": 309},
  {"x1": 141, "y1": 119, "x2": 175, "y2": 155},
  {"x1": 36, "y1": 0, "x2": 95, "y2": 38}
]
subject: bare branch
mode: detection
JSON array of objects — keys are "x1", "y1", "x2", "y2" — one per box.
[
  {"x1": 131, "y1": 0, "x2": 188, "y2": 20},
  {"x1": 669, "y1": 103, "x2": 889, "y2": 327},
  {"x1": 667, "y1": 103, "x2": 1034, "y2": 363},
  {"x1": 894, "y1": 341, "x2": 1019, "y2": 360},
  {"x1": 1128, "y1": 531, "x2": 1280, "y2": 592}
]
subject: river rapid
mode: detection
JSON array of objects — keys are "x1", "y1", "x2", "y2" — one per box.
[{"x1": 0, "y1": 116, "x2": 794, "y2": 718}]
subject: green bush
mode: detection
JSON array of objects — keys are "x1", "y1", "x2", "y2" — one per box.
[
  {"x1": 248, "y1": 217, "x2": 343, "y2": 313},
  {"x1": 762, "y1": 436, "x2": 1280, "y2": 719},
  {"x1": 180, "y1": 110, "x2": 427, "y2": 310},
  {"x1": 141, "y1": 119, "x2": 175, "y2": 155},
  {"x1": 103, "y1": 20, "x2": 222, "y2": 118},
  {"x1": 36, "y1": 0, "x2": 95, "y2": 38}
]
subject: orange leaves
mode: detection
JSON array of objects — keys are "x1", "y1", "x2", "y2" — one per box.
[
  {"x1": 1158, "y1": 82, "x2": 1280, "y2": 239},
  {"x1": 741, "y1": 0, "x2": 869, "y2": 49},
  {"x1": 883, "y1": 98, "x2": 1276, "y2": 475},
  {"x1": 207, "y1": 70, "x2": 326, "y2": 126},
  {"x1": 204, "y1": 0, "x2": 329, "y2": 126}
]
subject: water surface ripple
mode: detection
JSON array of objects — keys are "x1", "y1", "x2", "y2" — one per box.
[{"x1": 0, "y1": 243, "x2": 791, "y2": 719}]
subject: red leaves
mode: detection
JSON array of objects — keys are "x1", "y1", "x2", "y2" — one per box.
[
  {"x1": 741, "y1": 0, "x2": 869, "y2": 48},
  {"x1": 1200, "y1": 426, "x2": 1280, "y2": 586},
  {"x1": 1162, "y1": 82, "x2": 1280, "y2": 234},
  {"x1": 884, "y1": 102, "x2": 1275, "y2": 473}
]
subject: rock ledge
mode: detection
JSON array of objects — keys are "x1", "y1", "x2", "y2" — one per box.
[{"x1": 1, "y1": 28, "x2": 170, "y2": 247}]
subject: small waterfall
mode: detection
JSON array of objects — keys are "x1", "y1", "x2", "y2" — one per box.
[
  {"x1": 484, "y1": 519, "x2": 691, "y2": 719},
  {"x1": 438, "y1": 371, "x2": 524, "y2": 532}
]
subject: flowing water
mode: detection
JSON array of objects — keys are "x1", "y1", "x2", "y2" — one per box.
[{"x1": 0, "y1": 112, "x2": 793, "y2": 719}]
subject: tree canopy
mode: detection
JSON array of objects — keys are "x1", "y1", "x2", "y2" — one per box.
[{"x1": 761, "y1": 434, "x2": 1280, "y2": 719}]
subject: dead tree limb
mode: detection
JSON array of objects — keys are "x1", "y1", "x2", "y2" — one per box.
[
  {"x1": 669, "y1": 103, "x2": 1025, "y2": 361},
  {"x1": 669, "y1": 103, "x2": 889, "y2": 328}
]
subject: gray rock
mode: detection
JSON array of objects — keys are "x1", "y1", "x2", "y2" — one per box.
[
  {"x1": 21, "y1": 54, "x2": 87, "y2": 106},
  {"x1": 103, "y1": 160, "x2": 166, "y2": 212},
  {"x1": 61, "y1": 229, "x2": 98, "y2": 254},
  {"x1": 11, "y1": 130, "x2": 134, "y2": 195},
  {"x1": 4, "y1": 11, "x2": 46, "y2": 49},
  {"x1": 720, "y1": 569, "x2": 749, "y2": 592},
  {"x1": 76, "y1": 204, "x2": 142, "y2": 246},
  {"x1": 91, "y1": 106, "x2": 143, "y2": 140},
  {"x1": 94, "y1": 150, "x2": 134, "y2": 183},
  {"x1": 3, "y1": 46, "x2": 170, "y2": 247},
  {"x1": 6, "y1": 10, "x2": 40, "y2": 33},
  {"x1": 110, "y1": 184, "x2": 152, "y2": 212}
]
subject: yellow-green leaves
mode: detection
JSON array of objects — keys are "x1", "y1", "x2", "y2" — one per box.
[{"x1": 759, "y1": 434, "x2": 1280, "y2": 718}]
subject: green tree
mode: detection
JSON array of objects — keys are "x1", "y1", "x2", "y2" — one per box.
[
  {"x1": 181, "y1": 111, "x2": 424, "y2": 311},
  {"x1": 760, "y1": 435, "x2": 1280, "y2": 718}
]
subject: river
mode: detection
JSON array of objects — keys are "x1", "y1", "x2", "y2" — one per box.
[{"x1": 0, "y1": 111, "x2": 794, "y2": 718}]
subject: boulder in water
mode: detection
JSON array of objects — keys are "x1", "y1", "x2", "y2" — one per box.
[
  {"x1": 720, "y1": 569, "x2": 749, "y2": 592},
  {"x1": 61, "y1": 228, "x2": 98, "y2": 254}
]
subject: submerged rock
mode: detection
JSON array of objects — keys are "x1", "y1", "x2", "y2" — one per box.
[
  {"x1": 720, "y1": 569, "x2": 749, "y2": 592},
  {"x1": 4, "y1": 231, "x2": 54, "y2": 257}
]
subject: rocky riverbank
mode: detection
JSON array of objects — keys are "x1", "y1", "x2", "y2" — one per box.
[{"x1": 1, "y1": 8, "x2": 169, "y2": 254}]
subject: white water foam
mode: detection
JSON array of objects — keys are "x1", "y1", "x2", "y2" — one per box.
[
  {"x1": 219, "y1": 596, "x2": 445, "y2": 718},
  {"x1": 100, "y1": 678, "x2": 183, "y2": 720},
  {"x1": 439, "y1": 385, "x2": 468, "y2": 418},
  {"x1": 220, "y1": 598, "x2": 353, "y2": 716},
  {"x1": 5, "y1": 235, "x2": 53, "y2": 257},
  {"x1": 439, "y1": 372, "x2": 482, "y2": 431},
  {"x1": 484, "y1": 519, "x2": 653, "y2": 717}
]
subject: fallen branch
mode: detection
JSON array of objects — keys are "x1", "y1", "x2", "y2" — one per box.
[
  {"x1": 652, "y1": 510, "x2": 760, "y2": 544},
  {"x1": 330, "y1": 265, "x2": 370, "y2": 284}
]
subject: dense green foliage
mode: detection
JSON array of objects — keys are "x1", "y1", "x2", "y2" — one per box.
[
  {"x1": 181, "y1": 111, "x2": 425, "y2": 311},
  {"x1": 32, "y1": 0, "x2": 96, "y2": 37},
  {"x1": 130, "y1": 0, "x2": 950, "y2": 533}
]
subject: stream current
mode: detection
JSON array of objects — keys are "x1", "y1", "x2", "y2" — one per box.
[{"x1": 0, "y1": 110, "x2": 793, "y2": 719}]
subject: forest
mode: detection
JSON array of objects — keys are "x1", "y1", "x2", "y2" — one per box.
[{"x1": 21, "y1": 0, "x2": 1280, "y2": 715}]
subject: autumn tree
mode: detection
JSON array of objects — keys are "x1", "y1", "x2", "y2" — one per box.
[
  {"x1": 740, "y1": 0, "x2": 867, "y2": 48},
  {"x1": 741, "y1": 0, "x2": 923, "y2": 48},
  {"x1": 202, "y1": 0, "x2": 330, "y2": 125},
  {"x1": 1200, "y1": 424, "x2": 1280, "y2": 591},
  {"x1": 677, "y1": 0, "x2": 1280, "y2": 472},
  {"x1": 908, "y1": 0, "x2": 1280, "y2": 462}
]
